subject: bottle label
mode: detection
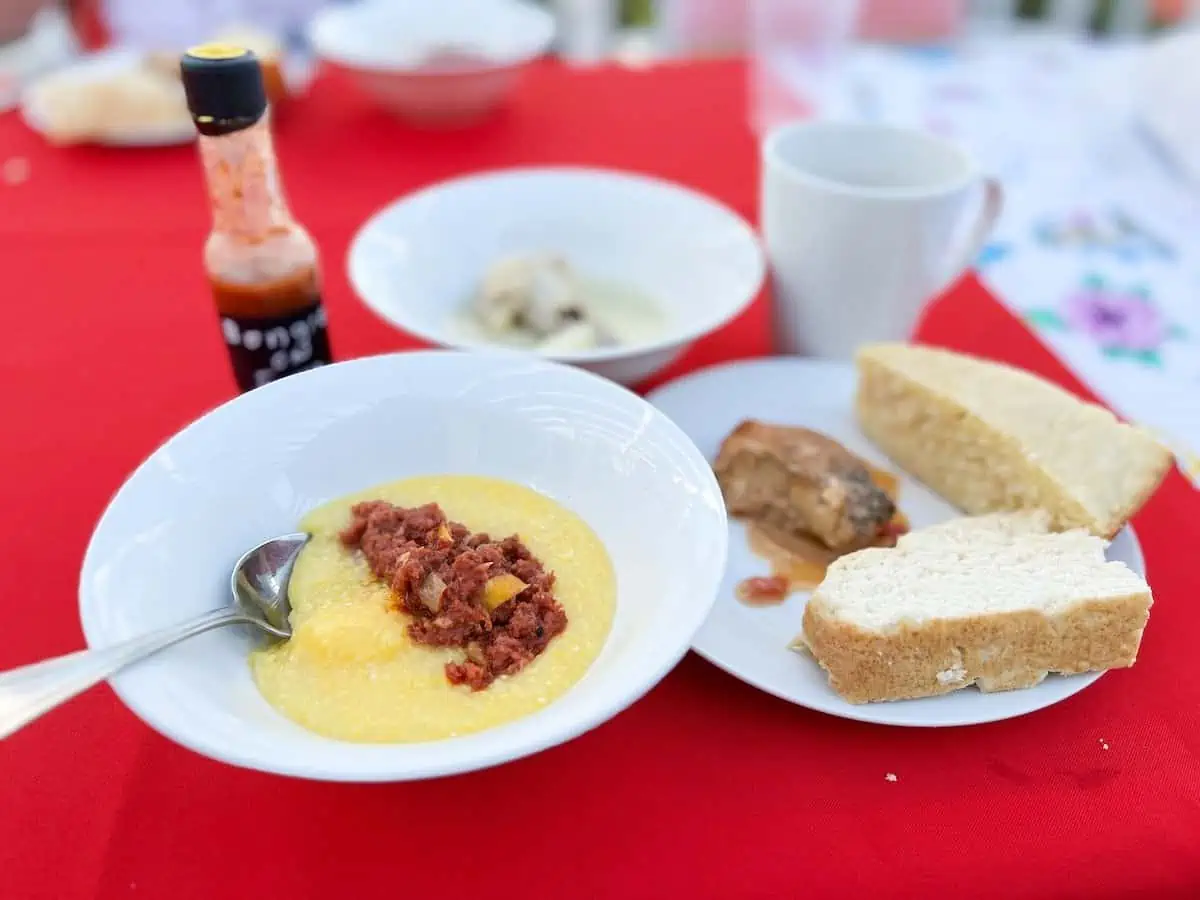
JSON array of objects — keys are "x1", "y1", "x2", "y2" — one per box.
[{"x1": 220, "y1": 301, "x2": 332, "y2": 391}]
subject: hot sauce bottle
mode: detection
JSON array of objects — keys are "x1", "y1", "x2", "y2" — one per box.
[{"x1": 180, "y1": 44, "x2": 332, "y2": 392}]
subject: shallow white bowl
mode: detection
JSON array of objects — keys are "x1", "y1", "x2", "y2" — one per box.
[
  {"x1": 348, "y1": 167, "x2": 766, "y2": 386},
  {"x1": 307, "y1": 0, "x2": 555, "y2": 126},
  {"x1": 79, "y1": 351, "x2": 727, "y2": 781}
]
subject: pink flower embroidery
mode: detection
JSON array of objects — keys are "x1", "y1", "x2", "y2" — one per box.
[
  {"x1": 1063, "y1": 288, "x2": 1166, "y2": 353},
  {"x1": 1025, "y1": 276, "x2": 1183, "y2": 367}
]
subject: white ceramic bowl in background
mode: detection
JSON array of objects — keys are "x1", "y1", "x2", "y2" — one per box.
[
  {"x1": 79, "y1": 351, "x2": 727, "y2": 782},
  {"x1": 348, "y1": 168, "x2": 766, "y2": 386},
  {"x1": 307, "y1": 0, "x2": 555, "y2": 126}
]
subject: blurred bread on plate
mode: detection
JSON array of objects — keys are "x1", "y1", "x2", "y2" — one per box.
[
  {"x1": 22, "y1": 25, "x2": 307, "y2": 147},
  {"x1": 855, "y1": 343, "x2": 1171, "y2": 538},
  {"x1": 23, "y1": 48, "x2": 191, "y2": 146}
]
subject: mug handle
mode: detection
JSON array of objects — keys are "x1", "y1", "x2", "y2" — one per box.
[{"x1": 937, "y1": 177, "x2": 1004, "y2": 294}]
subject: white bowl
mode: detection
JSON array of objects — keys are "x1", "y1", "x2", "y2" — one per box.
[
  {"x1": 79, "y1": 351, "x2": 727, "y2": 782},
  {"x1": 307, "y1": 0, "x2": 555, "y2": 126},
  {"x1": 348, "y1": 168, "x2": 766, "y2": 386}
]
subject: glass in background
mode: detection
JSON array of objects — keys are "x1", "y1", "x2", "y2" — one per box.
[
  {"x1": 549, "y1": 0, "x2": 618, "y2": 64},
  {"x1": 859, "y1": 0, "x2": 964, "y2": 41},
  {"x1": 748, "y1": 0, "x2": 862, "y2": 134}
]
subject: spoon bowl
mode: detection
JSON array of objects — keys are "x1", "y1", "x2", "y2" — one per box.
[{"x1": 231, "y1": 533, "x2": 309, "y2": 639}]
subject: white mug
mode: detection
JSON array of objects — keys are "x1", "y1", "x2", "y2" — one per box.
[{"x1": 761, "y1": 121, "x2": 1003, "y2": 357}]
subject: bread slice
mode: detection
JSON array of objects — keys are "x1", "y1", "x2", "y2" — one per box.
[
  {"x1": 896, "y1": 510, "x2": 1051, "y2": 547},
  {"x1": 788, "y1": 513, "x2": 1054, "y2": 655},
  {"x1": 855, "y1": 343, "x2": 1172, "y2": 538},
  {"x1": 801, "y1": 521, "x2": 1152, "y2": 703}
]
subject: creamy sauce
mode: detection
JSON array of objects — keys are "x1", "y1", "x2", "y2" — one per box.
[
  {"x1": 456, "y1": 275, "x2": 666, "y2": 352},
  {"x1": 744, "y1": 523, "x2": 837, "y2": 595},
  {"x1": 735, "y1": 461, "x2": 907, "y2": 605},
  {"x1": 251, "y1": 475, "x2": 616, "y2": 743},
  {"x1": 734, "y1": 574, "x2": 791, "y2": 606}
]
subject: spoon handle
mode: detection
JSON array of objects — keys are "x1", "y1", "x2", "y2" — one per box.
[{"x1": 0, "y1": 607, "x2": 249, "y2": 740}]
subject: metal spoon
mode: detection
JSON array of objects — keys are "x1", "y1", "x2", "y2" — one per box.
[{"x1": 0, "y1": 533, "x2": 309, "y2": 740}]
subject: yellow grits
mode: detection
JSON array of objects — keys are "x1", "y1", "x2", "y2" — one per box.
[{"x1": 251, "y1": 475, "x2": 616, "y2": 743}]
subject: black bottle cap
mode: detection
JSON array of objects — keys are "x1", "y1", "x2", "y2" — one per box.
[{"x1": 180, "y1": 44, "x2": 267, "y2": 136}]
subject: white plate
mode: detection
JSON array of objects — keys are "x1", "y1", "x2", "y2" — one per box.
[
  {"x1": 347, "y1": 167, "x2": 765, "y2": 386},
  {"x1": 80, "y1": 351, "x2": 727, "y2": 780},
  {"x1": 647, "y1": 357, "x2": 1147, "y2": 727}
]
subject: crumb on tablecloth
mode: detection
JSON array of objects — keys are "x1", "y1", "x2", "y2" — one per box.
[
  {"x1": 3, "y1": 157, "x2": 30, "y2": 186},
  {"x1": 885, "y1": 772, "x2": 898, "y2": 782}
]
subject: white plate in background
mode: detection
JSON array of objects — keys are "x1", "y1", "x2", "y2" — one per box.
[
  {"x1": 22, "y1": 48, "x2": 194, "y2": 146},
  {"x1": 648, "y1": 356, "x2": 1146, "y2": 728},
  {"x1": 21, "y1": 47, "x2": 315, "y2": 147}
]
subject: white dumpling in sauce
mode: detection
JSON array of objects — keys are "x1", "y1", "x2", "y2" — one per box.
[{"x1": 474, "y1": 254, "x2": 609, "y2": 349}]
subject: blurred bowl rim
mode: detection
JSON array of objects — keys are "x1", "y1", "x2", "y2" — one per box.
[
  {"x1": 307, "y1": 0, "x2": 556, "y2": 75},
  {"x1": 347, "y1": 166, "x2": 767, "y2": 366}
]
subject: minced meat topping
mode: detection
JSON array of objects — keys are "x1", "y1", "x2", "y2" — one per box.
[{"x1": 339, "y1": 500, "x2": 568, "y2": 690}]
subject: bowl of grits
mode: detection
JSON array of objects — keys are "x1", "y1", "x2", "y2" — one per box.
[
  {"x1": 79, "y1": 350, "x2": 727, "y2": 781},
  {"x1": 347, "y1": 167, "x2": 766, "y2": 386}
]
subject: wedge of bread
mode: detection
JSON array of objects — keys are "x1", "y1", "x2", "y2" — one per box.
[
  {"x1": 801, "y1": 515, "x2": 1152, "y2": 703},
  {"x1": 855, "y1": 343, "x2": 1171, "y2": 537}
]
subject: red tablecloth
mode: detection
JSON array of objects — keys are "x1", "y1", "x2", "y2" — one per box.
[{"x1": 2, "y1": 61, "x2": 1198, "y2": 900}]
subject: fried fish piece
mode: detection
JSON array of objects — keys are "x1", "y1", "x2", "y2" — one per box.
[{"x1": 713, "y1": 420, "x2": 896, "y2": 553}]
